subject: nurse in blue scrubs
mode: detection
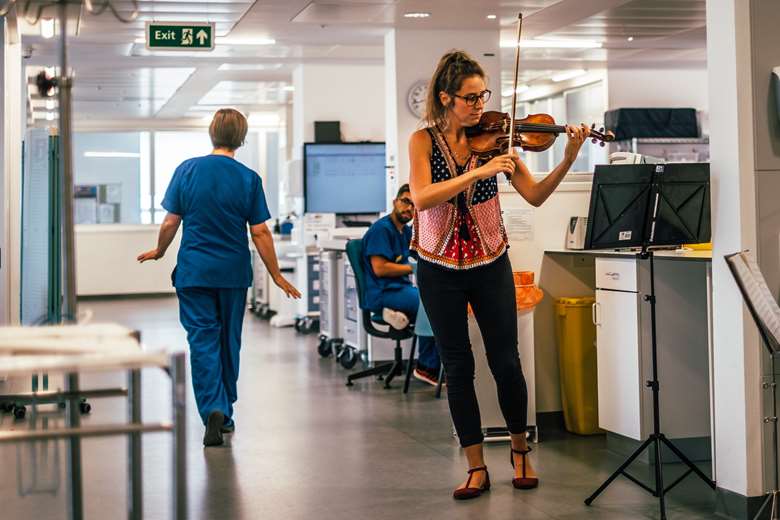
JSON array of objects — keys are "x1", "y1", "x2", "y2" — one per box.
[{"x1": 138, "y1": 108, "x2": 300, "y2": 447}]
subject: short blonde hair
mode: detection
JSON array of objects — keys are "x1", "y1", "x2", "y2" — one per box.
[{"x1": 209, "y1": 108, "x2": 248, "y2": 150}]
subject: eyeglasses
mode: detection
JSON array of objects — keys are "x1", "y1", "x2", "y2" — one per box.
[
  {"x1": 398, "y1": 197, "x2": 414, "y2": 207},
  {"x1": 452, "y1": 89, "x2": 491, "y2": 106}
]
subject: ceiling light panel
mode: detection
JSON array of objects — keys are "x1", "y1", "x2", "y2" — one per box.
[
  {"x1": 292, "y1": 2, "x2": 395, "y2": 24},
  {"x1": 542, "y1": 0, "x2": 706, "y2": 45},
  {"x1": 69, "y1": 68, "x2": 195, "y2": 119},
  {"x1": 218, "y1": 64, "x2": 284, "y2": 71},
  {"x1": 198, "y1": 81, "x2": 288, "y2": 106}
]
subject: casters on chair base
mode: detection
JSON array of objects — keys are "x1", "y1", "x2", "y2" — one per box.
[
  {"x1": 339, "y1": 348, "x2": 358, "y2": 369},
  {"x1": 295, "y1": 317, "x2": 319, "y2": 334},
  {"x1": 13, "y1": 405, "x2": 26, "y2": 420},
  {"x1": 317, "y1": 336, "x2": 332, "y2": 358}
]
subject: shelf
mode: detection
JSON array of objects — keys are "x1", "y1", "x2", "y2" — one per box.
[{"x1": 613, "y1": 137, "x2": 710, "y2": 145}]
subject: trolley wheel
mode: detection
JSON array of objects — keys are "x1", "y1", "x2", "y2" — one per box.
[
  {"x1": 331, "y1": 340, "x2": 344, "y2": 358},
  {"x1": 305, "y1": 318, "x2": 320, "y2": 334},
  {"x1": 340, "y1": 348, "x2": 358, "y2": 370},
  {"x1": 13, "y1": 405, "x2": 26, "y2": 420},
  {"x1": 79, "y1": 401, "x2": 92, "y2": 415},
  {"x1": 0, "y1": 402, "x2": 13, "y2": 414},
  {"x1": 294, "y1": 318, "x2": 303, "y2": 333},
  {"x1": 317, "y1": 338, "x2": 332, "y2": 358}
]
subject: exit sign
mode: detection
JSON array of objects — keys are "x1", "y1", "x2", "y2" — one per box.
[{"x1": 146, "y1": 22, "x2": 215, "y2": 51}]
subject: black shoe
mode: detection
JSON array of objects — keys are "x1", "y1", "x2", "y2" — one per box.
[
  {"x1": 221, "y1": 420, "x2": 235, "y2": 434},
  {"x1": 413, "y1": 367, "x2": 439, "y2": 387},
  {"x1": 203, "y1": 411, "x2": 225, "y2": 447}
]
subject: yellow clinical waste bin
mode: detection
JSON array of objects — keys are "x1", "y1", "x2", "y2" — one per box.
[{"x1": 554, "y1": 297, "x2": 599, "y2": 435}]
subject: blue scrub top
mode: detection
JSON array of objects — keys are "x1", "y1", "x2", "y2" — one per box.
[
  {"x1": 362, "y1": 215, "x2": 412, "y2": 311},
  {"x1": 162, "y1": 154, "x2": 271, "y2": 289}
]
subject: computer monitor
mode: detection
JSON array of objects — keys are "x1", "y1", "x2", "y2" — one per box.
[
  {"x1": 303, "y1": 142, "x2": 387, "y2": 214},
  {"x1": 584, "y1": 163, "x2": 710, "y2": 250}
]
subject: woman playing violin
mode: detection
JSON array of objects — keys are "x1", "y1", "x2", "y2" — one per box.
[{"x1": 408, "y1": 50, "x2": 590, "y2": 500}]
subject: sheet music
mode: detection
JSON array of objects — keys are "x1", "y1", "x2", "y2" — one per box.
[{"x1": 729, "y1": 252, "x2": 780, "y2": 350}]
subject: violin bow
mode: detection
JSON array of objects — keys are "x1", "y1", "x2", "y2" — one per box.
[{"x1": 507, "y1": 12, "x2": 523, "y2": 159}]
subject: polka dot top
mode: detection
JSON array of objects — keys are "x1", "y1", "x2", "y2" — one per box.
[{"x1": 410, "y1": 128, "x2": 508, "y2": 270}]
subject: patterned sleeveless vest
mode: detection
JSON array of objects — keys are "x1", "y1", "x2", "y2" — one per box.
[{"x1": 411, "y1": 127, "x2": 508, "y2": 270}]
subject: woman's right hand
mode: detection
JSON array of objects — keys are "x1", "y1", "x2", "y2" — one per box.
[
  {"x1": 273, "y1": 274, "x2": 302, "y2": 299},
  {"x1": 137, "y1": 248, "x2": 163, "y2": 263},
  {"x1": 472, "y1": 154, "x2": 517, "y2": 181}
]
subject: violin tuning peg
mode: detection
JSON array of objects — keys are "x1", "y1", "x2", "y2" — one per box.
[
  {"x1": 600, "y1": 142, "x2": 606, "y2": 148},
  {"x1": 599, "y1": 127, "x2": 604, "y2": 133},
  {"x1": 591, "y1": 123, "x2": 595, "y2": 129},
  {"x1": 591, "y1": 138, "x2": 597, "y2": 144}
]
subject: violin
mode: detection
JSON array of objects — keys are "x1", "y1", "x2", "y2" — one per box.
[
  {"x1": 466, "y1": 111, "x2": 615, "y2": 158},
  {"x1": 468, "y1": 13, "x2": 614, "y2": 161}
]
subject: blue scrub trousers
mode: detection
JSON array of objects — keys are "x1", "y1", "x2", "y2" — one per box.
[
  {"x1": 378, "y1": 285, "x2": 440, "y2": 371},
  {"x1": 176, "y1": 287, "x2": 247, "y2": 425}
]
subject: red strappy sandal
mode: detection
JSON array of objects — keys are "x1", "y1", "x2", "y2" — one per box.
[
  {"x1": 452, "y1": 465, "x2": 490, "y2": 500},
  {"x1": 511, "y1": 447, "x2": 539, "y2": 490}
]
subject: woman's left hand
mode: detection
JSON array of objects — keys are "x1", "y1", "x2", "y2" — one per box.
[
  {"x1": 563, "y1": 123, "x2": 591, "y2": 162},
  {"x1": 273, "y1": 274, "x2": 302, "y2": 299}
]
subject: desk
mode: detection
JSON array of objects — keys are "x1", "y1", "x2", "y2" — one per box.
[
  {"x1": 544, "y1": 249, "x2": 714, "y2": 466},
  {"x1": 0, "y1": 324, "x2": 186, "y2": 520}
]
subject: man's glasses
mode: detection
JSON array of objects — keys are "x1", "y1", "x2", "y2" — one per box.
[
  {"x1": 398, "y1": 197, "x2": 414, "y2": 208},
  {"x1": 452, "y1": 89, "x2": 491, "y2": 106}
]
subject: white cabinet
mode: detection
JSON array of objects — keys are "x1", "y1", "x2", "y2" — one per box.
[
  {"x1": 593, "y1": 256, "x2": 711, "y2": 448},
  {"x1": 595, "y1": 288, "x2": 642, "y2": 440}
]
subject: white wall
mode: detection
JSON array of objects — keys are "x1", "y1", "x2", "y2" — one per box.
[
  {"x1": 607, "y1": 68, "x2": 710, "y2": 133},
  {"x1": 384, "y1": 29, "x2": 501, "y2": 190},
  {"x1": 76, "y1": 225, "x2": 180, "y2": 296},
  {"x1": 288, "y1": 63, "x2": 385, "y2": 215},
  {"x1": 0, "y1": 19, "x2": 23, "y2": 325},
  {"x1": 292, "y1": 63, "x2": 385, "y2": 161},
  {"x1": 706, "y1": 0, "x2": 768, "y2": 498},
  {"x1": 500, "y1": 180, "x2": 593, "y2": 412}
]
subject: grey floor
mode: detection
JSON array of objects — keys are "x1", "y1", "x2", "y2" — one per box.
[{"x1": 0, "y1": 296, "x2": 719, "y2": 519}]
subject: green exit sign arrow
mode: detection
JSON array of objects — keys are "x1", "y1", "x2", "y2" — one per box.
[{"x1": 146, "y1": 22, "x2": 215, "y2": 51}]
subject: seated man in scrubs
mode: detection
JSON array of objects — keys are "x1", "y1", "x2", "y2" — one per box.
[
  {"x1": 138, "y1": 108, "x2": 300, "y2": 447},
  {"x1": 362, "y1": 184, "x2": 441, "y2": 386}
]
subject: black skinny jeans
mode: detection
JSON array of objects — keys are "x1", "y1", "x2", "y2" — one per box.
[{"x1": 417, "y1": 254, "x2": 528, "y2": 447}]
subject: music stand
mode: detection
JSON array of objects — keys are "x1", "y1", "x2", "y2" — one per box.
[
  {"x1": 583, "y1": 163, "x2": 715, "y2": 520},
  {"x1": 726, "y1": 250, "x2": 780, "y2": 520}
]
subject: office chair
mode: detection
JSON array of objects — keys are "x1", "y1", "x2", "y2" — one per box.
[{"x1": 344, "y1": 239, "x2": 415, "y2": 389}]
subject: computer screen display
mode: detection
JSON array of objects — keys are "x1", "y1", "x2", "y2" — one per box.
[{"x1": 304, "y1": 143, "x2": 387, "y2": 214}]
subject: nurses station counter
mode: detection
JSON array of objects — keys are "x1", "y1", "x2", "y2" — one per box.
[{"x1": 543, "y1": 248, "x2": 714, "y2": 464}]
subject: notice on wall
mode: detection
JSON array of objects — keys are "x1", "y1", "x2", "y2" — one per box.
[
  {"x1": 503, "y1": 208, "x2": 534, "y2": 241},
  {"x1": 104, "y1": 183, "x2": 122, "y2": 204}
]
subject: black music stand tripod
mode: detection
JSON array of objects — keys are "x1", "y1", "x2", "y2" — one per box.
[{"x1": 584, "y1": 247, "x2": 716, "y2": 518}]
